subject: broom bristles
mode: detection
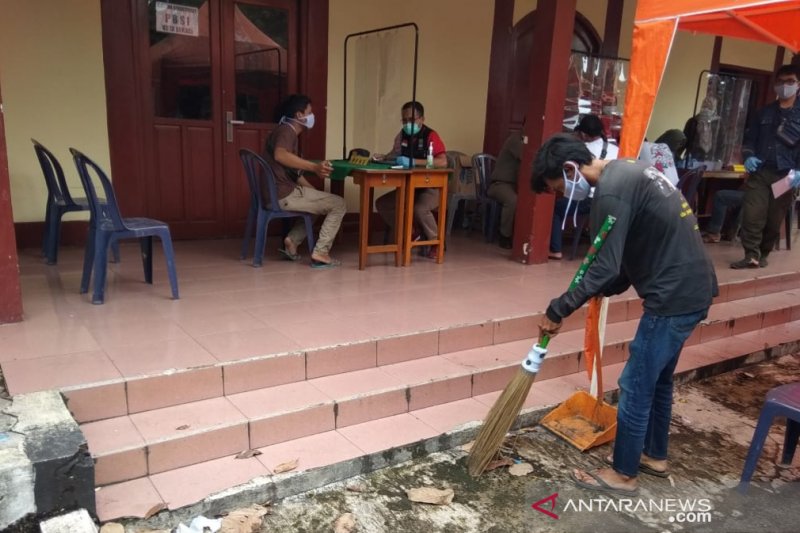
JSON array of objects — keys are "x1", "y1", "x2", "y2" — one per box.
[{"x1": 467, "y1": 367, "x2": 537, "y2": 476}]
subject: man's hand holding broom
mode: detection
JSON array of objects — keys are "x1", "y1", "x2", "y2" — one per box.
[{"x1": 539, "y1": 316, "x2": 562, "y2": 342}]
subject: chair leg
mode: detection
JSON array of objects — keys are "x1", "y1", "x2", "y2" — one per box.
[
  {"x1": 739, "y1": 405, "x2": 776, "y2": 489},
  {"x1": 80, "y1": 224, "x2": 96, "y2": 294},
  {"x1": 781, "y1": 419, "x2": 800, "y2": 465},
  {"x1": 303, "y1": 215, "x2": 316, "y2": 256},
  {"x1": 445, "y1": 197, "x2": 458, "y2": 238},
  {"x1": 253, "y1": 211, "x2": 269, "y2": 267},
  {"x1": 91, "y1": 232, "x2": 113, "y2": 305},
  {"x1": 241, "y1": 198, "x2": 257, "y2": 260},
  {"x1": 159, "y1": 231, "x2": 180, "y2": 299},
  {"x1": 42, "y1": 198, "x2": 52, "y2": 257},
  {"x1": 141, "y1": 236, "x2": 153, "y2": 284},
  {"x1": 110, "y1": 241, "x2": 121, "y2": 263},
  {"x1": 45, "y1": 206, "x2": 61, "y2": 265},
  {"x1": 785, "y1": 208, "x2": 792, "y2": 251}
]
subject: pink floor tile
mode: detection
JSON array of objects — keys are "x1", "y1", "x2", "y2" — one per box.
[
  {"x1": 130, "y1": 397, "x2": 247, "y2": 443},
  {"x1": 440, "y1": 344, "x2": 520, "y2": 370},
  {"x1": 335, "y1": 389, "x2": 409, "y2": 428},
  {"x1": 227, "y1": 381, "x2": 333, "y2": 419},
  {"x1": 95, "y1": 477, "x2": 164, "y2": 521},
  {"x1": 94, "y1": 448, "x2": 148, "y2": 486},
  {"x1": 376, "y1": 331, "x2": 439, "y2": 365},
  {"x1": 150, "y1": 454, "x2": 270, "y2": 510},
  {"x1": 223, "y1": 352, "x2": 306, "y2": 395},
  {"x1": 173, "y1": 309, "x2": 267, "y2": 337},
  {"x1": 256, "y1": 430, "x2": 363, "y2": 473},
  {"x1": 493, "y1": 315, "x2": 538, "y2": 344},
  {"x1": 105, "y1": 337, "x2": 217, "y2": 377},
  {"x1": 379, "y1": 356, "x2": 471, "y2": 385},
  {"x1": 411, "y1": 398, "x2": 490, "y2": 433},
  {"x1": 337, "y1": 413, "x2": 439, "y2": 455},
  {"x1": 306, "y1": 341, "x2": 377, "y2": 379},
  {"x1": 195, "y1": 327, "x2": 301, "y2": 362},
  {"x1": 471, "y1": 365, "x2": 518, "y2": 396},
  {"x1": 86, "y1": 319, "x2": 189, "y2": 349},
  {"x1": 1, "y1": 350, "x2": 121, "y2": 395},
  {"x1": 0, "y1": 323, "x2": 100, "y2": 361},
  {"x1": 126, "y1": 367, "x2": 224, "y2": 414},
  {"x1": 63, "y1": 383, "x2": 128, "y2": 423},
  {"x1": 277, "y1": 319, "x2": 373, "y2": 349},
  {"x1": 82, "y1": 416, "x2": 145, "y2": 455},
  {"x1": 308, "y1": 367, "x2": 405, "y2": 399}
]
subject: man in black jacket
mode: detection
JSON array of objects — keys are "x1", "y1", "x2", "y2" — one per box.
[
  {"x1": 733, "y1": 64, "x2": 800, "y2": 269},
  {"x1": 533, "y1": 134, "x2": 718, "y2": 496}
]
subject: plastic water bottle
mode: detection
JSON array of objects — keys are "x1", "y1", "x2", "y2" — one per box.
[{"x1": 426, "y1": 142, "x2": 434, "y2": 169}]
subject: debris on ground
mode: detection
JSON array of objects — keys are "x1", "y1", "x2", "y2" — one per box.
[
  {"x1": 219, "y1": 505, "x2": 270, "y2": 533},
  {"x1": 333, "y1": 513, "x2": 356, "y2": 533},
  {"x1": 507, "y1": 462, "x2": 533, "y2": 476},
  {"x1": 176, "y1": 515, "x2": 222, "y2": 533},
  {"x1": 405, "y1": 487, "x2": 455, "y2": 505},
  {"x1": 272, "y1": 458, "x2": 299, "y2": 474}
]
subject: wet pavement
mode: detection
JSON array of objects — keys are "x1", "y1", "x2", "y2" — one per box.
[{"x1": 257, "y1": 354, "x2": 800, "y2": 533}]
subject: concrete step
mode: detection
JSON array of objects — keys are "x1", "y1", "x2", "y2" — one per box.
[
  {"x1": 93, "y1": 317, "x2": 800, "y2": 523},
  {"x1": 64, "y1": 272, "x2": 800, "y2": 425},
  {"x1": 82, "y1": 287, "x2": 800, "y2": 490}
]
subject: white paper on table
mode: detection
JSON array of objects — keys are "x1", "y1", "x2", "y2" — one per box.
[{"x1": 771, "y1": 175, "x2": 792, "y2": 199}]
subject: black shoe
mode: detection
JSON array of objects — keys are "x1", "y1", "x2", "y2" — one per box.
[
  {"x1": 498, "y1": 236, "x2": 513, "y2": 249},
  {"x1": 730, "y1": 258, "x2": 759, "y2": 269},
  {"x1": 759, "y1": 257, "x2": 768, "y2": 268}
]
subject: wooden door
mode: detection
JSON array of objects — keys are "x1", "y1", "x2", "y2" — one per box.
[{"x1": 144, "y1": 0, "x2": 298, "y2": 239}]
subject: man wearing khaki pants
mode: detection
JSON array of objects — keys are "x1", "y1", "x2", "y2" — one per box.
[{"x1": 264, "y1": 94, "x2": 345, "y2": 268}]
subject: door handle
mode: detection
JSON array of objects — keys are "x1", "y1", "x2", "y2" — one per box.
[{"x1": 226, "y1": 111, "x2": 245, "y2": 143}]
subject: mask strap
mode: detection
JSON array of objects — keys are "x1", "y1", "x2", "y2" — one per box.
[{"x1": 561, "y1": 163, "x2": 578, "y2": 231}]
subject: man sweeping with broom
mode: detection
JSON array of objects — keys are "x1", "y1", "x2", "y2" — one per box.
[{"x1": 533, "y1": 133, "x2": 718, "y2": 496}]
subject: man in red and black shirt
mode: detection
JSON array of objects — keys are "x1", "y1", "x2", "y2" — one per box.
[{"x1": 376, "y1": 101, "x2": 447, "y2": 251}]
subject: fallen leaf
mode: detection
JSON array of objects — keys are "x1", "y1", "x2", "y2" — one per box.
[
  {"x1": 406, "y1": 487, "x2": 455, "y2": 505},
  {"x1": 346, "y1": 481, "x2": 368, "y2": 493},
  {"x1": 220, "y1": 505, "x2": 270, "y2": 533},
  {"x1": 485, "y1": 457, "x2": 514, "y2": 472},
  {"x1": 99, "y1": 523, "x2": 125, "y2": 533},
  {"x1": 333, "y1": 513, "x2": 356, "y2": 533},
  {"x1": 273, "y1": 458, "x2": 299, "y2": 474},
  {"x1": 175, "y1": 424, "x2": 190, "y2": 431},
  {"x1": 235, "y1": 449, "x2": 263, "y2": 459},
  {"x1": 508, "y1": 462, "x2": 533, "y2": 476},
  {"x1": 144, "y1": 502, "x2": 167, "y2": 519}
]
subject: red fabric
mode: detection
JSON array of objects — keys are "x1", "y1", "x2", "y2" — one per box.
[{"x1": 428, "y1": 130, "x2": 447, "y2": 157}]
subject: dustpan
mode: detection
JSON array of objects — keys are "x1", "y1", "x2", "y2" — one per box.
[{"x1": 540, "y1": 296, "x2": 618, "y2": 451}]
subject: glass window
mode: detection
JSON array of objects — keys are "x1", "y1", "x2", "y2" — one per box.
[
  {"x1": 149, "y1": 0, "x2": 212, "y2": 120},
  {"x1": 233, "y1": 4, "x2": 289, "y2": 123}
]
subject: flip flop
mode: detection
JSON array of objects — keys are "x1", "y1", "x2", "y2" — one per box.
[
  {"x1": 605, "y1": 456, "x2": 670, "y2": 478},
  {"x1": 548, "y1": 253, "x2": 563, "y2": 260},
  {"x1": 310, "y1": 259, "x2": 341, "y2": 269},
  {"x1": 571, "y1": 469, "x2": 639, "y2": 497},
  {"x1": 278, "y1": 248, "x2": 301, "y2": 261}
]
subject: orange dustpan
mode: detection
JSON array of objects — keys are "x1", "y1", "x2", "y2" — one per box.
[{"x1": 540, "y1": 296, "x2": 618, "y2": 451}]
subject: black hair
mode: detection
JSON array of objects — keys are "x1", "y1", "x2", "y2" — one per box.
[
  {"x1": 776, "y1": 64, "x2": 800, "y2": 79},
  {"x1": 275, "y1": 94, "x2": 311, "y2": 122},
  {"x1": 531, "y1": 134, "x2": 593, "y2": 193},
  {"x1": 401, "y1": 101, "x2": 425, "y2": 118},
  {"x1": 655, "y1": 129, "x2": 687, "y2": 160},
  {"x1": 574, "y1": 114, "x2": 605, "y2": 140}
]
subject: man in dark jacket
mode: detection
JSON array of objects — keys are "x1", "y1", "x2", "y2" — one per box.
[
  {"x1": 532, "y1": 134, "x2": 718, "y2": 496},
  {"x1": 732, "y1": 64, "x2": 800, "y2": 269}
]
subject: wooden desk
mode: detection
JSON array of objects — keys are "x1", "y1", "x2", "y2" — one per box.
[
  {"x1": 404, "y1": 169, "x2": 450, "y2": 265},
  {"x1": 702, "y1": 170, "x2": 747, "y2": 180},
  {"x1": 348, "y1": 168, "x2": 407, "y2": 270}
]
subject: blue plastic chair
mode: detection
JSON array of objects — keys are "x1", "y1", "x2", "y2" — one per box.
[
  {"x1": 238, "y1": 149, "x2": 315, "y2": 267},
  {"x1": 739, "y1": 382, "x2": 800, "y2": 490},
  {"x1": 472, "y1": 154, "x2": 501, "y2": 242},
  {"x1": 32, "y1": 140, "x2": 120, "y2": 265},
  {"x1": 70, "y1": 148, "x2": 179, "y2": 305}
]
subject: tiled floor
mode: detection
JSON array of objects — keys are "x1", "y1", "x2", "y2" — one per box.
[{"x1": 3, "y1": 233, "x2": 800, "y2": 398}]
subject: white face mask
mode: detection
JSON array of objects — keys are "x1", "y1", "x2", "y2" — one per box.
[
  {"x1": 561, "y1": 162, "x2": 592, "y2": 230},
  {"x1": 283, "y1": 113, "x2": 315, "y2": 129},
  {"x1": 775, "y1": 82, "x2": 798, "y2": 101}
]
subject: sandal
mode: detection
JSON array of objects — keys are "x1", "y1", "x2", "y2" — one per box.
[
  {"x1": 605, "y1": 455, "x2": 670, "y2": 478},
  {"x1": 548, "y1": 252, "x2": 563, "y2": 260},
  {"x1": 278, "y1": 248, "x2": 301, "y2": 261},
  {"x1": 571, "y1": 469, "x2": 639, "y2": 496},
  {"x1": 311, "y1": 258, "x2": 342, "y2": 269}
]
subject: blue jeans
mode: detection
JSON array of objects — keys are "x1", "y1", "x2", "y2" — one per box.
[
  {"x1": 612, "y1": 309, "x2": 707, "y2": 477},
  {"x1": 706, "y1": 189, "x2": 744, "y2": 235},
  {"x1": 549, "y1": 197, "x2": 591, "y2": 253}
]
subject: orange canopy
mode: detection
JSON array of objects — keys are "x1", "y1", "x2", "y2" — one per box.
[{"x1": 619, "y1": 0, "x2": 800, "y2": 157}]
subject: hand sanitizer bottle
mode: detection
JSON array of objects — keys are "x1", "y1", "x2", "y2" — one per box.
[{"x1": 426, "y1": 142, "x2": 434, "y2": 169}]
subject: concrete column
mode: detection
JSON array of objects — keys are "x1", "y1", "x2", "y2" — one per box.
[{"x1": 0, "y1": 76, "x2": 23, "y2": 323}]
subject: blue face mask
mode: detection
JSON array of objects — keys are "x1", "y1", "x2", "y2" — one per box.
[{"x1": 403, "y1": 122, "x2": 422, "y2": 135}]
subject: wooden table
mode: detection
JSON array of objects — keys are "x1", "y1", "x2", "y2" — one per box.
[
  {"x1": 331, "y1": 162, "x2": 449, "y2": 269},
  {"x1": 403, "y1": 169, "x2": 450, "y2": 266},
  {"x1": 698, "y1": 170, "x2": 747, "y2": 217},
  {"x1": 702, "y1": 170, "x2": 747, "y2": 180}
]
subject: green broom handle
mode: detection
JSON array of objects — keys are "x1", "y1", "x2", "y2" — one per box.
[{"x1": 538, "y1": 214, "x2": 618, "y2": 351}]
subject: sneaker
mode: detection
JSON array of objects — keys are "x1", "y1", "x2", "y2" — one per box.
[{"x1": 730, "y1": 258, "x2": 759, "y2": 269}]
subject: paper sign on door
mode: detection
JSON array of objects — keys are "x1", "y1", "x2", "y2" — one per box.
[{"x1": 155, "y1": 2, "x2": 199, "y2": 37}]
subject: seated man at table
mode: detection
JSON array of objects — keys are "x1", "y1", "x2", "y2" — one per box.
[
  {"x1": 263, "y1": 93, "x2": 345, "y2": 268},
  {"x1": 702, "y1": 187, "x2": 745, "y2": 243},
  {"x1": 375, "y1": 101, "x2": 447, "y2": 256}
]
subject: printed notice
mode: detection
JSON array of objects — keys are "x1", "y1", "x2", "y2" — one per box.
[{"x1": 156, "y1": 2, "x2": 199, "y2": 37}]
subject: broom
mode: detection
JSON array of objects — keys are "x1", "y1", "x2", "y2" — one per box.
[{"x1": 467, "y1": 214, "x2": 617, "y2": 476}]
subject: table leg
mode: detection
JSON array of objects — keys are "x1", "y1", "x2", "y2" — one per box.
[
  {"x1": 358, "y1": 180, "x2": 370, "y2": 270},
  {"x1": 394, "y1": 183, "x2": 405, "y2": 267},
  {"x1": 403, "y1": 182, "x2": 415, "y2": 266}
]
